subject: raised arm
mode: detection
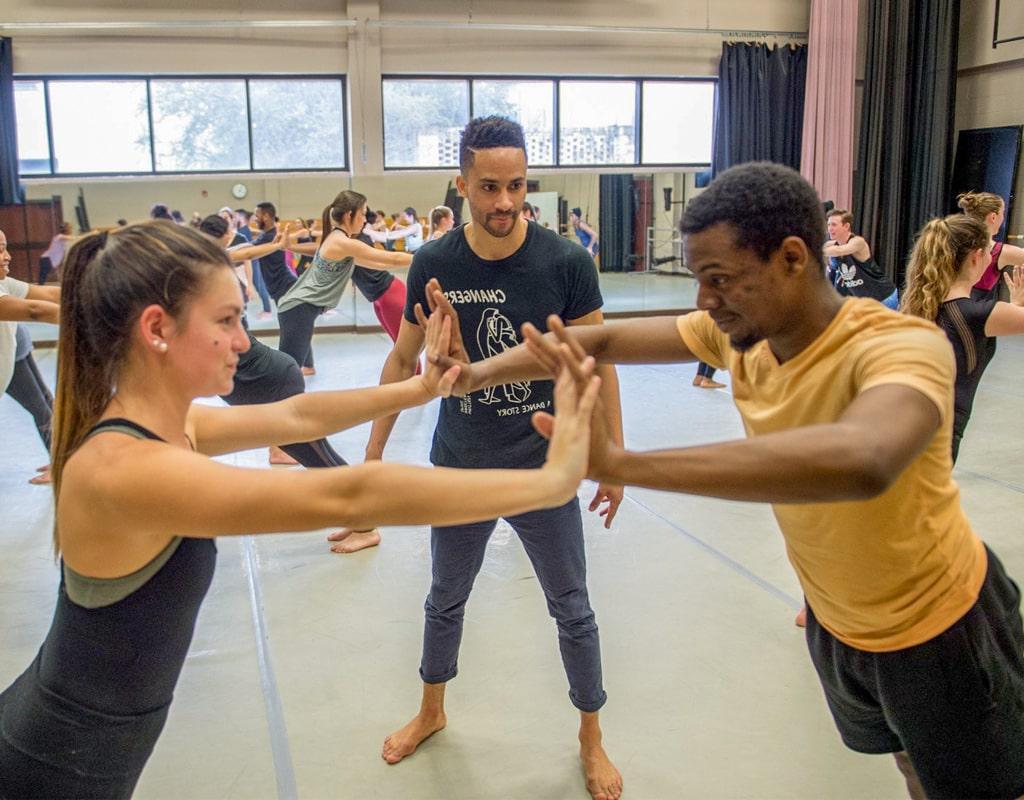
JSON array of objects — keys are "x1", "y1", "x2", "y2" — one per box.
[
  {"x1": 320, "y1": 233, "x2": 413, "y2": 271},
  {"x1": 985, "y1": 266, "x2": 1024, "y2": 336},
  {"x1": 425, "y1": 279, "x2": 696, "y2": 394},
  {"x1": 189, "y1": 309, "x2": 455, "y2": 456},
  {"x1": 73, "y1": 358, "x2": 600, "y2": 548},
  {"x1": 823, "y1": 236, "x2": 869, "y2": 259},
  {"x1": 997, "y1": 241, "x2": 1024, "y2": 269},
  {"x1": 536, "y1": 318, "x2": 940, "y2": 504},
  {"x1": 27, "y1": 284, "x2": 61, "y2": 303},
  {"x1": 0, "y1": 294, "x2": 59, "y2": 324}
]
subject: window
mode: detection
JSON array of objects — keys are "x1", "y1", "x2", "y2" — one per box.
[
  {"x1": 642, "y1": 81, "x2": 715, "y2": 164},
  {"x1": 13, "y1": 75, "x2": 347, "y2": 176},
  {"x1": 151, "y1": 79, "x2": 249, "y2": 172},
  {"x1": 473, "y1": 80, "x2": 555, "y2": 166},
  {"x1": 559, "y1": 80, "x2": 637, "y2": 165},
  {"x1": 381, "y1": 76, "x2": 713, "y2": 169},
  {"x1": 48, "y1": 80, "x2": 152, "y2": 174},
  {"x1": 250, "y1": 79, "x2": 346, "y2": 170},
  {"x1": 383, "y1": 79, "x2": 470, "y2": 168},
  {"x1": 13, "y1": 81, "x2": 49, "y2": 175}
]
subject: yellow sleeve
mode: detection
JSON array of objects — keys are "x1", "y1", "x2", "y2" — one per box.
[
  {"x1": 855, "y1": 326, "x2": 954, "y2": 423},
  {"x1": 676, "y1": 311, "x2": 728, "y2": 369}
]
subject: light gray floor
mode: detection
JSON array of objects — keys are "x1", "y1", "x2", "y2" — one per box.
[{"x1": 2, "y1": 327, "x2": 1022, "y2": 799}]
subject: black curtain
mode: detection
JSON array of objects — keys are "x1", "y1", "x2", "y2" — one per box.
[
  {"x1": 598, "y1": 174, "x2": 633, "y2": 272},
  {"x1": 712, "y1": 42, "x2": 808, "y2": 177},
  {"x1": 853, "y1": 0, "x2": 960, "y2": 288},
  {"x1": 0, "y1": 38, "x2": 24, "y2": 205}
]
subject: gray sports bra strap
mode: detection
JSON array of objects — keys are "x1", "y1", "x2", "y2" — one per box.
[
  {"x1": 67, "y1": 417, "x2": 182, "y2": 607},
  {"x1": 64, "y1": 537, "x2": 184, "y2": 609}
]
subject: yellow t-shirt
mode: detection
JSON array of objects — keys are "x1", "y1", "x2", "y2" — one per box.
[{"x1": 677, "y1": 298, "x2": 986, "y2": 652}]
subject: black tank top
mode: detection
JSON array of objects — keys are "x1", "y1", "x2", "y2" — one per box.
[
  {"x1": 828, "y1": 240, "x2": 896, "y2": 302},
  {"x1": 0, "y1": 418, "x2": 217, "y2": 796}
]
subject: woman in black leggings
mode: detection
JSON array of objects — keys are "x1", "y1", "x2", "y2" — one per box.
[
  {"x1": 6, "y1": 325, "x2": 55, "y2": 484},
  {"x1": 0, "y1": 220, "x2": 598, "y2": 798}
]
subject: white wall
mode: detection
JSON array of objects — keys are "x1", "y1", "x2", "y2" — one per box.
[{"x1": 5, "y1": 0, "x2": 807, "y2": 226}]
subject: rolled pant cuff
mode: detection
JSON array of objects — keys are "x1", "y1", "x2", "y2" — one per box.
[
  {"x1": 419, "y1": 666, "x2": 458, "y2": 685},
  {"x1": 570, "y1": 689, "x2": 607, "y2": 714}
]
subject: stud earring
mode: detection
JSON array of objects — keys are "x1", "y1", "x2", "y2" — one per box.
[{"x1": 153, "y1": 339, "x2": 168, "y2": 353}]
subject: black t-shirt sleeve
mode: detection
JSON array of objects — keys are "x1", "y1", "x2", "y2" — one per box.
[
  {"x1": 403, "y1": 255, "x2": 430, "y2": 324},
  {"x1": 562, "y1": 247, "x2": 604, "y2": 320},
  {"x1": 967, "y1": 297, "x2": 999, "y2": 334}
]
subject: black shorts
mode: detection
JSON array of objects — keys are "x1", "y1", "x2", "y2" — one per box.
[{"x1": 806, "y1": 546, "x2": 1024, "y2": 799}]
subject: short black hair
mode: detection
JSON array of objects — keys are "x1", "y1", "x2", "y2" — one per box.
[
  {"x1": 679, "y1": 162, "x2": 825, "y2": 265},
  {"x1": 403, "y1": 207, "x2": 417, "y2": 219},
  {"x1": 150, "y1": 203, "x2": 173, "y2": 221},
  {"x1": 256, "y1": 201, "x2": 277, "y2": 219},
  {"x1": 199, "y1": 214, "x2": 229, "y2": 239},
  {"x1": 459, "y1": 116, "x2": 527, "y2": 174}
]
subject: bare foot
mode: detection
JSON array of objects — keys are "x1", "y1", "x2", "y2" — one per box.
[
  {"x1": 700, "y1": 378, "x2": 726, "y2": 389},
  {"x1": 268, "y1": 446, "x2": 299, "y2": 465},
  {"x1": 301, "y1": 366, "x2": 316, "y2": 377},
  {"x1": 580, "y1": 743, "x2": 623, "y2": 800},
  {"x1": 28, "y1": 467, "x2": 51, "y2": 485},
  {"x1": 794, "y1": 605, "x2": 807, "y2": 627},
  {"x1": 692, "y1": 375, "x2": 703, "y2": 386},
  {"x1": 381, "y1": 711, "x2": 446, "y2": 764},
  {"x1": 36, "y1": 464, "x2": 49, "y2": 472},
  {"x1": 328, "y1": 528, "x2": 381, "y2": 553}
]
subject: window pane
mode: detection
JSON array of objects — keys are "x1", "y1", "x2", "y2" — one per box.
[
  {"x1": 559, "y1": 81, "x2": 636, "y2": 165},
  {"x1": 383, "y1": 79, "x2": 469, "y2": 168},
  {"x1": 642, "y1": 82, "x2": 715, "y2": 164},
  {"x1": 473, "y1": 80, "x2": 554, "y2": 166},
  {"x1": 151, "y1": 79, "x2": 249, "y2": 172},
  {"x1": 14, "y1": 81, "x2": 50, "y2": 174},
  {"x1": 48, "y1": 80, "x2": 151, "y2": 173},
  {"x1": 250, "y1": 79, "x2": 346, "y2": 170}
]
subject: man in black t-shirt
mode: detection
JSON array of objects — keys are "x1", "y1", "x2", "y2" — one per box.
[
  {"x1": 251, "y1": 202, "x2": 296, "y2": 302},
  {"x1": 363, "y1": 117, "x2": 624, "y2": 800}
]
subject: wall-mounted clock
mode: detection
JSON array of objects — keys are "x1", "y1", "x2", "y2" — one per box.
[{"x1": 231, "y1": 182, "x2": 248, "y2": 200}]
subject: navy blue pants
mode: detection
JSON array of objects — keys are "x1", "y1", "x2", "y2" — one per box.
[{"x1": 420, "y1": 497, "x2": 607, "y2": 712}]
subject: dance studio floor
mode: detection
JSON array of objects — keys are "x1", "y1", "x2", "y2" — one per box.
[{"x1": 2, "y1": 325, "x2": 1022, "y2": 799}]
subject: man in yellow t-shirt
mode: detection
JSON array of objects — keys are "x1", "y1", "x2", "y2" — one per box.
[{"x1": 426, "y1": 162, "x2": 1024, "y2": 798}]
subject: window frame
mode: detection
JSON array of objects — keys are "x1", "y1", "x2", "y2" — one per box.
[
  {"x1": 14, "y1": 73, "x2": 349, "y2": 178},
  {"x1": 380, "y1": 73, "x2": 717, "y2": 172}
]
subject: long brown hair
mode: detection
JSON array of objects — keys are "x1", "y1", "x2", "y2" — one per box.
[
  {"x1": 956, "y1": 191, "x2": 1003, "y2": 221},
  {"x1": 319, "y1": 189, "x2": 367, "y2": 241},
  {"x1": 901, "y1": 215, "x2": 989, "y2": 321},
  {"x1": 51, "y1": 221, "x2": 231, "y2": 553}
]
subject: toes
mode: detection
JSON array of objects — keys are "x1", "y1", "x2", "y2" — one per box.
[{"x1": 326, "y1": 530, "x2": 352, "y2": 542}]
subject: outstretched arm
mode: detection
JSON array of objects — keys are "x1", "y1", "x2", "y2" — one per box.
[
  {"x1": 534, "y1": 317, "x2": 939, "y2": 504},
  {"x1": 0, "y1": 294, "x2": 59, "y2": 324},
  {"x1": 189, "y1": 310, "x2": 456, "y2": 456},
  {"x1": 423, "y1": 279, "x2": 696, "y2": 394}
]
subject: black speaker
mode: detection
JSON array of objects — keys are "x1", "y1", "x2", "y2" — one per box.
[{"x1": 950, "y1": 126, "x2": 1022, "y2": 240}]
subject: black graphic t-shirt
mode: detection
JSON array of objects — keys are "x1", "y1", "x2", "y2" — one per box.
[
  {"x1": 826, "y1": 241, "x2": 896, "y2": 302},
  {"x1": 405, "y1": 222, "x2": 603, "y2": 469}
]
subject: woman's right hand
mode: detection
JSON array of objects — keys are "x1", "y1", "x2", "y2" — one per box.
[
  {"x1": 531, "y1": 347, "x2": 602, "y2": 496},
  {"x1": 1004, "y1": 264, "x2": 1024, "y2": 306}
]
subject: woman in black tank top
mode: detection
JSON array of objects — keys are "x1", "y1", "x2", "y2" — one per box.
[
  {"x1": 0, "y1": 221, "x2": 599, "y2": 798},
  {"x1": 902, "y1": 214, "x2": 1024, "y2": 461}
]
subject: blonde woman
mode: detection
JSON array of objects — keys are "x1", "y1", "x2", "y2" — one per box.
[
  {"x1": 902, "y1": 213, "x2": 1024, "y2": 460},
  {"x1": 956, "y1": 191, "x2": 1024, "y2": 299},
  {"x1": 427, "y1": 205, "x2": 455, "y2": 241}
]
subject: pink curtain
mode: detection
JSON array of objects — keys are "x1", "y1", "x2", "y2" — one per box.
[{"x1": 800, "y1": 0, "x2": 859, "y2": 211}]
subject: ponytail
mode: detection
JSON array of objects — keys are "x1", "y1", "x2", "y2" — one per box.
[
  {"x1": 50, "y1": 221, "x2": 230, "y2": 555},
  {"x1": 320, "y1": 190, "x2": 368, "y2": 247},
  {"x1": 901, "y1": 214, "x2": 989, "y2": 321}
]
